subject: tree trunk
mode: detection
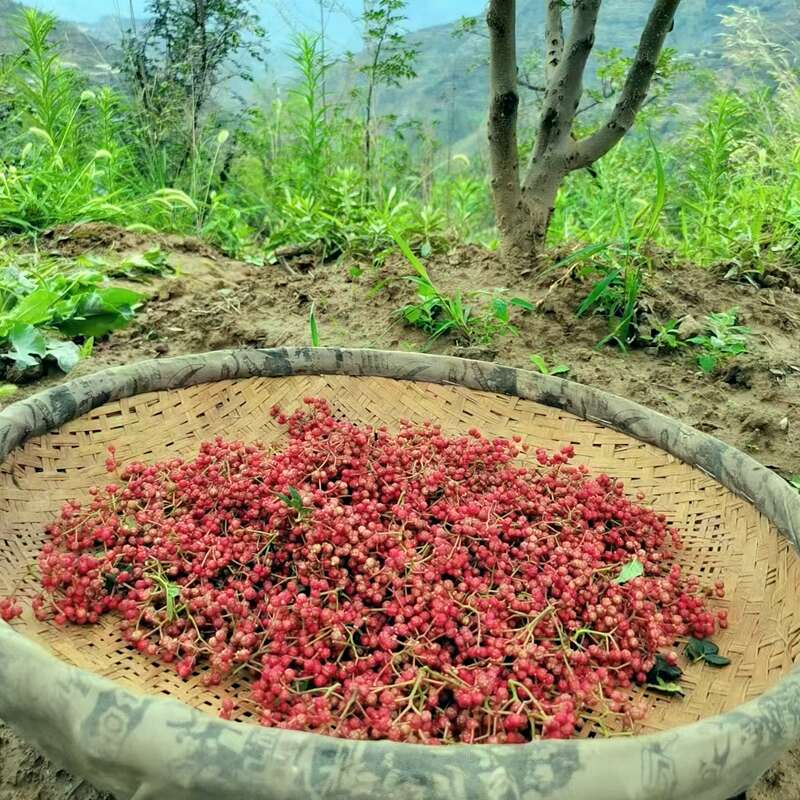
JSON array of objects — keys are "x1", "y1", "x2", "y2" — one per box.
[
  {"x1": 487, "y1": 0, "x2": 537, "y2": 263},
  {"x1": 497, "y1": 171, "x2": 562, "y2": 265},
  {"x1": 487, "y1": 0, "x2": 682, "y2": 269},
  {"x1": 487, "y1": 0, "x2": 568, "y2": 264}
]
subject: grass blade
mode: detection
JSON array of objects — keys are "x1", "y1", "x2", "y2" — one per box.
[
  {"x1": 309, "y1": 302, "x2": 320, "y2": 347},
  {"x1": 637, "y1": 130, "x2": 667, "y2": 243},
  {"x1": 576, "y1": 269, "x2": 620, "y2": 318},
  {"x1": 389, "y1": 225, "x2": 431, "y2": 283}
]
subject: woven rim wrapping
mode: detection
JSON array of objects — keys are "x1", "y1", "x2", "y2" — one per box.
[{"x1": 0, "y1": 348, "x2": 799, "y2": 800}]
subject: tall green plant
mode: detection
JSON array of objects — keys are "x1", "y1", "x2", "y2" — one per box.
[
  {"x1": 120, "y1": 0, "x2": 266, "y2": 184},
  {"x1": 357, "y1": 0, "x2": 418, "y2": 192},
  {"x1": 680, "y1": 93, "x2": 747, "y2": 260},
  {"x1": 11, "y1": 11, "x2": 83, "y2": 160},
  {"x1": 0, "y1": 10, "x2": 198, "y2": 234},
  {"x1": 288, "y1": 34, "x2": 330, "y2": 192}
]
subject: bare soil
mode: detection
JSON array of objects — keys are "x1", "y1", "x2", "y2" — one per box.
[{"x1": 1, "y1": 225, "x2": 799, "y2": 799}]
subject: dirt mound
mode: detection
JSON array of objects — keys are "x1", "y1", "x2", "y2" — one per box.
[
  {"x1": 32, "y1": 222, "x2": 221, "y2": 259},
  {"x1": 7, "y1": 237, "x2": 800, "y2": 474}
]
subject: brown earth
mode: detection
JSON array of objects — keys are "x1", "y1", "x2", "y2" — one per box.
[{"x1": 1, "y1": 225, "x2": 799, "y2": 799}]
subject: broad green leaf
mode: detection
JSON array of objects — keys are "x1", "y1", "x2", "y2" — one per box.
[
  {"x1": 45, "y1": 339, "x2": 82, "y2": 373},
  {"x1": 648, "y1": 676, "x2": 684, "y2": 695},
  {"x1": 510, "y1": 297, "x2": 535, "y2": 312},
  {"x1": 686, "y1": 637, "x2": 730, "y2": 667},
  {"x1": 529, "y1": 354, "x2": 547, "y2": 373},
  {"x1": 6, "y1": 287, "x2": 59, "y2": 327},
  {"x1": 54, "y1": 286, "x2": 143, "y2": 338},
  {"x1": 646, "y1": 654, "x2": 683, "y2": 684},
  {"x1": 52, "y1": 294, "x2": 82, "y2": 321},
  {"x1": 403, "y1": 306, "x2": 423, "y2": 324},
  {"x1": 529, "y1": 354, "x2": 570, "y2": 376},
  {"x1": 277, "y1": 487, "x2": 309, "y2": 518},
  {"x1": 686, "y1": 637, "x2": 719, "y2": 659},
  {"x1": 492, "y1": 298, "x2": 509, "y2": 323},
  {"x1": 92, "y1": 286, "x2": 144, "y2": 309},
  {"x1": 165, "y1": 583, "x2": 181, "y2": 621},
  {"x1": 416, "y1": 282, "x2": 437, "y2": 299},
  {"x1": 4, "y1": 323, "x2": 46, "y2": 368},
  {"x1": 613, "y1": 558, "x2": 645, "y2": 584},
  {"x1": 0, "y1": 267, "x2": 36, "y2": 294},
  {"x1": 146, "y1": 570, "x2": 182, "y2": 621},
  {"x1": 697, "y1": 354, "x2": 717, "y2": 374},
  {"x1": 56, "y1": 312, "x2": 131, "y2": 338},
  {"x1": 0, "y1": 383, "x2": 18, "y2": 398},
  {"x1": 114, "y1": 249, "x2": 173, "y2": 281}
]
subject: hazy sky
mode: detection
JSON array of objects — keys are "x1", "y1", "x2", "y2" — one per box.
[{"x1": 29, "y1": 0, "x2": 486, "y2": 52}]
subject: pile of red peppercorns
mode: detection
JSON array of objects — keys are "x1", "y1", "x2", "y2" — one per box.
[{"x1": 17, "y1": 398, "x2": 726, "y2": 742}]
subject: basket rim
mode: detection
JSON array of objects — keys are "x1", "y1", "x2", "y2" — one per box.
[{"x1": 1, "y1": 347, "x2": 799, "y2": 799}]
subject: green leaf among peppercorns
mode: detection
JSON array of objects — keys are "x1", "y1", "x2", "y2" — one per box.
[
  {"x1": 276, "y1": 487, "x2": 311, "y2": 519},
  {"x1": 649, "y1": 676, "x2": 685, "y2": 695},
  {"x1": 646, "y1": 654, "x2": 685, "y2": 694},
  {"x1": 613, "y1": 558, "x2": 644, "y2": 584},
  {"x1": 686, "y1": 637, "x2": 731, "y2": 667},
  {"x1": 647, "y1": 654, "x2": 683, "y2": 682}
]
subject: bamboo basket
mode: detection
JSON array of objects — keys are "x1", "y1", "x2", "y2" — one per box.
[{"x1": 0, "y1": 348, "x2": 798, "y2": 800}]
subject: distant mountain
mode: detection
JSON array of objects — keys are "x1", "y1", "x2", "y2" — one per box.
[
  {"x1": 2, "y1": 0, "x2": 796, "y2": 149},
  {"x1": 79, "y1": 13, "x2": 137, "y2": 44},
  {"x1": 342, "y1": 0, "x2": 798, "y2": 152},
  {"x1": 0, "y1": 0, "x2": 116, "y2": 74},
  {"x1": 9, "y1": 1, "x2": 487, "y2": 57}
]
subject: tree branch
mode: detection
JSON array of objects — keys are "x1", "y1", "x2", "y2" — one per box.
[
  {"x1": 544, "y1": 0, "x2": 564, "y2": 83},
  {"x1": 487, "y1": 0, "x2": 523, "y2": 223},
  {"x1": 518, "y1": 72, "x2": 545, "y2": 92},
  {"x1": 533, "y1": 0, "x2": 601, "y2": 161},
  {"x1": 575, "y1": 0, "x2": 682, "y2": 166}
]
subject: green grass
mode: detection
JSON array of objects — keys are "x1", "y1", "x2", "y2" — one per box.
[
  {"x1": 0, "y1": 6, "x2": 793, "y2": 370},
  {"x1": 391, "y1": 227, "x2": 533, "y2": 346},
  {"x1": 686, "y1": 309, "x2": 751, "y2": 374}
]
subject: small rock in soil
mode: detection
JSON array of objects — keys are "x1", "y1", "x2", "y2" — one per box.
[
  {"x1": 677, "y1": 314, "x2": 704, "y2": 341},
  {"x1": 742, "y1": 411, "x2": 776, "y2": 433}
]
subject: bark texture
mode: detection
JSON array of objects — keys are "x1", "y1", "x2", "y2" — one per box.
[
  {"x1": 487, "y1": 0, "x2": 682, "y2": 265},
  {"x1": 487, "y1": 0, "x2": 532, "y2": 261}
]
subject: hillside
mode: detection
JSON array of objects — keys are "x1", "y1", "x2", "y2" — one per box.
[
  {"x1": 342, "y1": 0, "x2": 798, "y2": 151},
  {"x1": 0, "y1": 0, "x2": 115, "y2": 78},
  {"x1": 3, "y1": 0, "x2": 796, "y2": 148}
]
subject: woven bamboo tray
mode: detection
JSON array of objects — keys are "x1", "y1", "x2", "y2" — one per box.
[{"x1": 0, "y1": 348, "x2": 799, "y2": 800}]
